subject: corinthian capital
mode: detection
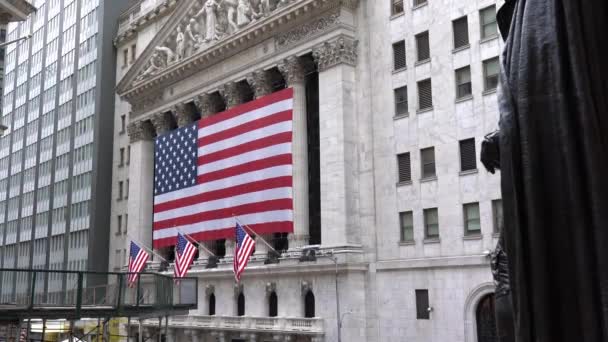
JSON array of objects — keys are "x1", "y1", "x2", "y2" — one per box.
[
  {"x1": 312, "y1": 36, "x2": 358, "y2": 72},
  {"x1": 219, "y1": 82, "x2": 245, "y2": 109},
  {"x1": 150, "y1": 112, "x2": 174, "y2": 135},
  {"x1": 278, "y1": 56, "x2": 306, "y2": 85},
  {"x1": 172, "y1": 103, "x2": 197, "y2": 127},
  {"x1": 246, "y1": 70, "x2": 273, "y2": 99},
  {"x1": 127, "y1": 120, "x2": 155, "y2": 143}
]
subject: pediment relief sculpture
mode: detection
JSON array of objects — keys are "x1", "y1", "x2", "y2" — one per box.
[{"x1": 135, "y1": 0, "x2": 295, "y2": 82}]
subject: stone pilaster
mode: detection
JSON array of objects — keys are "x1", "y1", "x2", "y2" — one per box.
[
  {"x1": 172, "y1": 103, "x2": 197, "y2": 127},
  {"x1": 150, "y1": 112, "x2": 173, "y2": 135},
  {"x1": 313, "y1": 36, "x2": 360, "y2": 246},
  {"x1": 127, "y1": 120, "x2": 156, "y2": 254},
  {"x1": 194, "y1": 93, "x2": 224, "y2": 118},
  {"x1": 246, "y1": 70, "x2": 273, "y2": 99},
  {"x1": 278, "y1": 56, "x2": 309, "y2": 249},
  {"x1": 219, "y1": 82, "x2": 244, "y2": 109}
]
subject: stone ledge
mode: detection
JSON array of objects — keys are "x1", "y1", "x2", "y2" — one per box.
[{"x1": 376, "y1": 254, "x2": 490, "y2": 271}]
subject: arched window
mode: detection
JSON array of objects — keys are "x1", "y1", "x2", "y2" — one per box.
[
  {"x1": 208, "y1": 293, "x2": 216, "y2": 316},
  {"x1": 476, "y1": 293, "x2": 498, "y2": 342},
  {"x1": 268, "y1": 291, "x2": 278, "y2": 317},
  {"x1": 304, "y1": 290, "x2": 315, "y2": 318},
  {"x1": 237, "y1": 292, "x2": 245, "y2": 316}
]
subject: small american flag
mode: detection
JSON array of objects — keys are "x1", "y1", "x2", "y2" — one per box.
[
  {"x1": 152, "y1": 88, "x2": 294, "y2": 247},
  {"x1": 128, "y1": 241, "x2": 149, "y2": 287},
  {"x1": 234, "y1": 222, "x2": 255, "y2": 282},
  {"x1": 174, "y1": 233, "x2": 197, "y2": 279}
]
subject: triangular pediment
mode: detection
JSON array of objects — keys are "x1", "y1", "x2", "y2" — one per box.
[{"x1": 117, "y1": 0, "x2": 317, "y2": 97}]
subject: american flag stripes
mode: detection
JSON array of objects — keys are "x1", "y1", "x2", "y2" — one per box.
[
  {"x1": 234, "y1": 222, "x2": 256, "y2": 282},
  {"x1": 152, "y1": 88, "x2": 295, "y2": 248},
  {"x1": 128, "y1": 241, "x2": 150, "y2": 287},
  {"x1": 174, "y1": 233, "x2": 197, "y2": 279}
]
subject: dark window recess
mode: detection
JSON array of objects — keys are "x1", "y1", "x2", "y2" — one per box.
[
  {"x1": 306, "y1": 68, "x2": 321, "y2": 245},
  {"x1": 453, "y1": 16, "x2": 469, "y2": 49},
  {"x1": 492, "y1": 199, "x2": 503, "y2": 233},
  {"x1": 421, "y1": 147, "x2": 435, "y2": 178},
  {"x1": 400, "y1": 211, "x2": 414, "y2": 242},
  {"x1": 424, "y1": 208, "x2": 439, "y2": 238},
  {"x1": 418, "y1": 79, "x2": 433, "y2": 110},
  {"x1": 463, "y1": 202, "x2": 481, "y2": 235},
  {"x1": 455, "y1": 66, "x2": 472, "y2": 99},
  {"x1": 392, "y1": 40, "x2": 406, "y2": 70},
  {"x1": 394, "y1": 86, "x2": 408, "y2": 116},
  {"x1": 269, "y1": 291, "x2": 278, "y2": 317},
  {"x1": 208, "y1": 293, "x2": 216, "y2": 315},
  {"x1": 237, "y1": 292, "x2": 245, "y2": 316},
  {"x1": 304, "y1": 291, "x2": 315, "y2": 318},
  {"x1": 483, "y1": 57, "x2": 499, "y2": 91},
  {"x1": 413, "y1": 0, "x2": 427, "y2": 7},
  {"x1": 480, "y1": 5, "x2": 498, "y2": 39},
  {"x1": 415, "y1": 289, "x2": 430, "y2": 319},
  {"x1": 392, "y1": 0, "x2": 404, "y2": 15},
  {"x1": 214, "y1": 239, "x2": 226, "y2": 258},
  {"x1": 397, "y1": 153, "x2": 411, "y2": 183},
  {"x1": 272, "y1": 232, "x2": 289, "y2": 252},
  {"x1": 459, "y1": 138, "x2": 476, "y2": 171},
  {"x1": 476, "y1": 294, "x2": 498, "y2": 341},
  {"x1": 415, "y1": 31, "x2": 430, "y2": 62}
]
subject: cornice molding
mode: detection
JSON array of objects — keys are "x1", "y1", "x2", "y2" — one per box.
[{"x1": 312, "y1": 35, "x2": 358, "y2": 71}]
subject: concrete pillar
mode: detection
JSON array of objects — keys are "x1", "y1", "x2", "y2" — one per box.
[
  {"x1": 278, "y1": 56, "x2": 309, "y2": 249},
  {"x1": 127, "y1": 120, "x2": 156, "y2": 253},
  {"x1": 312, "y1": 37, "x2": 360, "y2": 246}
]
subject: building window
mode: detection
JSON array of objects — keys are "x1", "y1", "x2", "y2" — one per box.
[
  {"x1": 415, "y1": 31, "x2": 430, "y2": 62},
  {"x1": 455, "y1": 66, "x2": 472, "y2": 99},
  {"x1": 397, "y1": 152, "x2": 411, "y2": 183},
  {"x1": 459, "y1": 138, "x2": 477, "y2": 172},
  {"x1": 124, "y1": 214, "x2": 128, "y2": 234},
  {"x1": 304, "y1": 291, "x2": 315, "y2": 318},
  {"x1": 126, "y1": 145, "x2": 131, "y2": 165},
  {"x1": 453, "y1": 16, "x2": 469, "y2": 49},
  {"x1": 119, "y1": 147, "x2": 125, "y2": 166},
  {"x1": 130, "y1": 44, "x2": 136, "y2": 63},
  {"x1": 413, "y1": 0, "x2": 427, "y2": 7},
  {"x1": 483, "y1": 57, "x2": 499, "y2": 91},
  {"x1": 420, "y1": 147, "x2": 435, "y2": 179},
  {"x1": 394, "y1": 86, "x2": 408, "y2": 116},
  {"x1": 415, "y1": 289, "x2": 430, "y2": 319},
  {"x1": 269, "y1": 291, "x2": 278, "y2": 317},
  {"x1": 476, "y1": 294, "x2": 498, "y2": 341},
  {"x1": 118, "y1": 181, "x2": 123, "y2": 200},
  {"x1": 417, "y1": 78, "x2": 433, "y2": 110},
  {"x1": 125, "y1": 179, "x2": 129, "y2": 199},
  {"x1": 120, "y1": 115, "x2": 126, "y2": 133},
  {"x1": 392, "y1": 0, "x2": 404, "y2": 15},
  {"x1": 117, "y1": 215, "x2": 122, "y2": 235},
  {"x1": 423, "y1": 208, "x2": 439, "y2": 238},
  {"x1": 237, "y1": 292, "x2": 245, "y2": 316},
  {"x1": 463, "y1": 202, "x2": 481, "y2": 236},
  {"x1": 122, "y1": 49, "x2": 128, "y2": 67},
  {"x1": 392, "y1": 40, "x2": 406, "y2": 71},
  {"x1": 399, "y1": 211, "x2": 414, "y2": 242},
  {"x1": 480, "y1": 5, "x2": 498, "y2": 39},
  {"x1": 208, "y1": 293, "x2": 216, "y2": 315},
  {"x1": 492, "y1": 199, "x2": 503, "y2": 234}
]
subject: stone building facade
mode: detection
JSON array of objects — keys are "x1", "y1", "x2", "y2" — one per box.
[{"x1": 112, "y1": 0, "x2": 504, "y2": 341}]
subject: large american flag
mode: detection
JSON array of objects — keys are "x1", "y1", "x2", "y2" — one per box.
[
  {"x1": 153, "y1": 88, "x2": 295, "y2": 247},
  {"x1": 128, "y1": 241, "x2": 149, "y2": 287},
  {"x1": 234, "y1": 222, "x2": 256, "y2": 282},
  {"x1": 174, "y1": 233, "x2": 197, "y2": 279}
]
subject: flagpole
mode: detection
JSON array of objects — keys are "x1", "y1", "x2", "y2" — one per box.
[
  {"x1": 233, "y1": 216, "x2": 280, "y2": 255},
  {"x1": 127, "y1": 234, "x2": 169, "y2": 263},
  {"x1": 175, "y1": 228, "x2": 216, "y2": 257}
]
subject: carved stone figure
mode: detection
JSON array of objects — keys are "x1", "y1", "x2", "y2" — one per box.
[
  {"x1": 185, "y1": 18, "x2": 202, "y2": 53},
  {"x1": 137, "y1": 52, "x2": 163, "y2": 80},
  {"x1": 197, "y1": 0, "x2": 221, "y2": 42},
  {"x1": 175, "y1": 25, "x2": 185, "y2": 60},
  {"x1": 222, "y1": 0, "x2": 239, "y2": 33},
  {"x1": 155, "y1": 46, "x2": 177, "y2": 65},
  {"x1": 237, "y1": 0, "x2": 254, "y2": 27}
]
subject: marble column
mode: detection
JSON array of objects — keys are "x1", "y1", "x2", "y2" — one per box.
[
  {"x1": 278, "y1": 56, "x2": 310, "y2": 249},
  {"x1": 194, "y1": 93, "x2": 224, "y2": 119},
  {"x1": 127, "y1": 120, "x2": 156, "y2": 255},
  {"x1": 219, "y1": 82, "x2": 245, "y2": 109},
  {"x1": 312, "y1": 37, "x2": 360, "y2": 246},
  {"x1": 172, "y1": 103, "x2": 197, "y2": 127},
  {"x1": 246, "y1": 70, "x2": 273, "y2": 99}
]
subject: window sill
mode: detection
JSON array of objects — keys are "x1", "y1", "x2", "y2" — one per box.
[
  {"x1": 482, "y1": 88, "x2": 497, "y2": 96},
  {"x1": 415, "y1": 59, "x2": 430, "y2": 66},
  {"x1": 393, "y1": 113, "x2": 409, "y2": 120},
  {"x1": 416, "y1": 107, "x2": 433, "y2": 114},
  {"x1": 423, "y1": 237, "x2": 440, "y2": 244},
  {"x1": 463, "y1": 234, "x2": 482, "y2": 241},
  {"x1": 412, "y1": 2, "x2": 428, "y2": 10},
  {"x1": 390, "y1": 12, "x2": 405, "y2": 20},
  {"x1": 392, "y1": 67, "x2": 407, "y2": 74},
  {"x1": 459, "y1": 169, "x2": 478, "y2": 176},
  {"x1": 399, "y1": 240, "x2": 415, "y2": 246},
  {"x1": 452, "y1": 45, "x2": 470, "y2": 53},
  {"x1": 480, "y1": 34, "x2": 499, "y2": 44},
  {"x1": 396, "y1": 180, "x2": 412, "y2": 187},
  {"x1": 455, "y1": 95, "x2": 473, "y2": 103},
  {"x1": 420, "y1": 175, "x2": 437, "y2": 183}
]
